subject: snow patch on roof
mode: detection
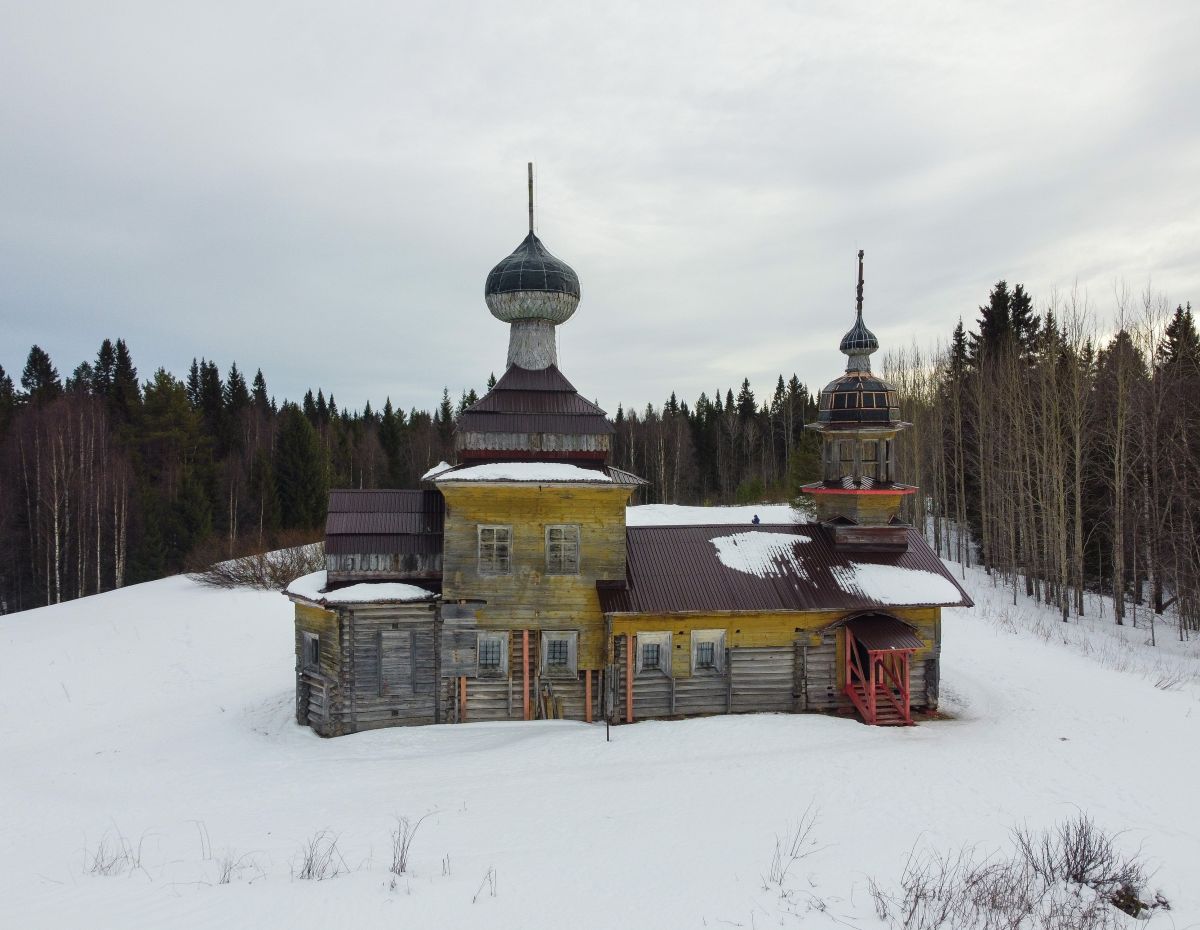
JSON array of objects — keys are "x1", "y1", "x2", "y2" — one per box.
[
  {"x1": 711, "y1": 531, "x2": 811, "y2": 579},
  {"x1": 627, "y1": 503, "x2": 802, "y2": 526},
  {"x1": 420, "y1": 461, "x2": 453, "y2": 481},
  {"x1": 435, "y1": 462, "x2": 612, "y2": 483},
  {"x1": 285, "y1": 570, "x2": 436, "y2": 605},
  {"x1": 831, "y1": 562, "x2": 963, "y2": 606}
]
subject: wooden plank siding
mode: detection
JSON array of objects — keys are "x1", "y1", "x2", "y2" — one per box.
[
  {"x1": 438, "y1": 482, "x2": 634, "y2": 672},
  {"x1": 608, "y1": 607, "x2": 942, "y2": 722}
]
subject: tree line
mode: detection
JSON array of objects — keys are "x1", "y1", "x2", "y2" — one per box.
[
  {"x1": 4, "y1": 282, "x2": 1196, "y2": 639},
  {"x1": 885, "y1": 283, "x2": 1199, "y2": 639}
]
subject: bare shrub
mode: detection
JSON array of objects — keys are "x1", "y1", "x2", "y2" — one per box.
[
  {"x1": 192, "y1": 540, "x2": 324, "y2": 590},
  {"x1": 215, "y1": 849, "x2": 264, "y2": 885},
  {"x1": 390, "y1": 814, "x2": 432, "y2": 876},
  {"x1": 291, "y1": 830, "x2": 348, "y2": 881},
  {"x1": 872, "y1": 814, "x2": 1167, "y2": 929},
  {"x1": 472, "y1": 866, "x2": 498, "y2": 903},
  {"x1": 765, "y1": 804, "x2": 823, "y2": 888},
  {"x1": 87, "y1": 827, "x2": 148, "y2": 877}
]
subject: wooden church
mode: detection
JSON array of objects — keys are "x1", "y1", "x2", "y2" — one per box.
[{"x1": 285, "y1": 168, "x2": 972, "y2": 736}]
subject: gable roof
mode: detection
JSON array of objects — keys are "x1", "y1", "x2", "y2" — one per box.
[{"x1": 597, "y1": 524, "x2": 972, "y2": 615}]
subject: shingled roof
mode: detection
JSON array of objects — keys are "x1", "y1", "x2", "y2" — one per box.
[{"x1": 597, "y1": 524, "x2": 972, "y2": 614}]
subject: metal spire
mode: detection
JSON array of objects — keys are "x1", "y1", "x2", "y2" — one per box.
[
  {"x1": 856, "y1": 249, "x2": 865, "y2": 319},
  {"x1": 527, "y1": 161, "x2": 534, "y2": 234}
]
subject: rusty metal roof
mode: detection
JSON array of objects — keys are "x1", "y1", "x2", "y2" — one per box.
[
  {"x1": 598, "y1": 524, "x2": 972, "y2": 614},
  {"x1": 846, "y1": 614, "x2": 925, "y2": 650},
  {"x1": 325, "y1": 489, "x2": 444, "y2": 557}
]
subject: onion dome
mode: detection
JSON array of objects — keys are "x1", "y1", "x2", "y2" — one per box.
[
  {"x1": 484, "y1": 231, "x2": 581, "y2": 325},
  {"x1": 839, "y1": 310, "x2": 879, "y2": 370}
]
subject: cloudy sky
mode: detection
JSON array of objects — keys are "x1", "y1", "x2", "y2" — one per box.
[{"x1": 2, "y1": 1, "x2": 1198, "y2": 414}]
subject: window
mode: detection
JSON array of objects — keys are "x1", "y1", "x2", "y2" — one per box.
[
  {"x1": 545, "y1": 524, "x2": 580, "y2": 575},
  {"x1": 540, "y1": 631, "x2": 578, "y2": 678},
  {"x1": 302, "y1": 631, "x2": 320, "y2": 670},
  {"x1": 635, "y1": 631, "x2": 673, "y2": 676},
  {"x1": 690, "y1": 630, "x2": 726, "y2": 674},
  {"x1": 477, "y1": 632, "x2": 508, "y2": 677},
  {"x1": 478, "y1": 525, "x2": 512, "y2": 575}
]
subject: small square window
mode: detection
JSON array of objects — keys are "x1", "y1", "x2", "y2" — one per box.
[
  {"x1": 641, "y1": 643, "x2": 660, "y2": 670},
  {"x1": 690, "y1": 629, "x2": 725, "y2": 674},
  {"x1": 479, "y1": 638, "x2": 502, "y2": 669},
  {"x1": 547, "y1": 639, "x2": 569, "y2": 667},
  {"x1": 695, "y1": 641, "x2": 716, "y2": 669}
]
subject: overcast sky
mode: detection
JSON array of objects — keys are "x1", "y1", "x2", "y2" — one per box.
[{"x1": 2, "y1": 1, "x2": 1198, "y2": 415}]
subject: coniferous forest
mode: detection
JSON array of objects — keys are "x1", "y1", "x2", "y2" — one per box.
[{"x1": 2, "y1": 284, "x2": 1198, "y2": 639}]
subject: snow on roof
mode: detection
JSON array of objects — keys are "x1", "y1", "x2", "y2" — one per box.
[
  {"x1": 420, "y1": 461, "x2": 453, "y2": 481},
  {"x1": 711, "y1": 531, "x2": 812, "y2": 579},
  {"x1": 830, "y1": 562, "x2": 964, "y2": 607},
  {"x1": 626, "y1": 503, "x2": 802, "y2": 526},
  {"x1": 434, "y1": 462, "x2": 612, "y2": 483},
  {"x1": 285, "y1": 570, "x2": 436, "y2": 605}
]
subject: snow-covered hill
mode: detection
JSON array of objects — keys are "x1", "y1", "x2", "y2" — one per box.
[{"x1": 1, "y1": 561, "x2": 1197, "y2": 929}]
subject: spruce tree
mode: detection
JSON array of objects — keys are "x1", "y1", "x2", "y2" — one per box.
[
  {"x1": 969, "y1": 280, "x2": 1013, "y2": 366},
  {"x1": 94, "y1": 339, "x2": 116, "y2": 396},
  {"x1": 1158, "y1": 303, "x2": 1199, "y2": 368},
  {"x1": 66, "y1": 362, "x2": 95, "y2": 393},
  {"x1": 275, "y1": 404, "x2": 328, "y2": 529},
  {"x1": 111, "y1": 338, "x2": 140, "y2": 422},
  {"x1": 0, "y1": 364, "x2": 15, "y2": 438},
  {"x1": 487, "y1": 372, "x2": 497, "y2": 390},
  {"x1": 21, "y1": 345, "x2": 62, "y2": 403},
  {"x1": 186, "y1": 358, "x2": 202, "y2": 407},
  {"x1": 251, "y1": 369, "x2": 269, "y2": 412}
]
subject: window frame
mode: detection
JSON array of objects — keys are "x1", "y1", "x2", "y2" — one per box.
[
  {"x1": 636, "y1": 631, "x2": 673, "y2": 677},
  {"x1": 544, "y1": 524, "x2": 581, "y2": 576},
  {"x1": 301, "y1": 631, "x2": 320, "y2": 670},
  {"x1": 540, "y1": 631, "x2": 579, "y2": 679},
  {"x1": 477, "y1": 524, "x2": 513, "y2": 575},
  {"x1": 690, "y1": 629, "x2": 726, "y2": 674},
  {"x1": 476, "y1": 631, "x2": 509, "y2": 678}
]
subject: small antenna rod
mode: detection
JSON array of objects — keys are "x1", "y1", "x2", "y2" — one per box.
[
  {"x1": 856, "y1": 249, "x2": 865, "y2": 317},
  {"x1": 527, "y1": 162, "x2": 534, "y2": 234}
]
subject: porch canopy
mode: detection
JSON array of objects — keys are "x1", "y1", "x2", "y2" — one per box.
[{"x1": 843, "y1": 613, "x2": 923, "y2": 726}]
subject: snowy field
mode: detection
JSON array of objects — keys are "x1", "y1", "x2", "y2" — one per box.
[{"x1": 2, "y1": 558, "x2": 1198, "y2": 928}]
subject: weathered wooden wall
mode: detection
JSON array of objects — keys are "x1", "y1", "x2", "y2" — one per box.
[{"x1": 439, "y1": 482, "x2": 633, "y2": 670}]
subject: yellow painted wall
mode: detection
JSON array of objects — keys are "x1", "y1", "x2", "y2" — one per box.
[
  {"x1": 294, "y1": 603, "x2": 341, "y2": 674},
  {"x1": 439, "y1": 481, "x2": 635, "y2": 669},
  {"x1": 610, "y1": 607, "x2": 940, "y2": 679}
]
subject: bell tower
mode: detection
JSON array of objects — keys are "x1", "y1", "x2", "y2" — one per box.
[{"x1": 802, "y1": 251, "x2": 915, "y2": 551}]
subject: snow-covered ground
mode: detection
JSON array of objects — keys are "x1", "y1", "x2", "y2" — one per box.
[{"x1": 2, "y1": 561, "x2": 1198, "y2": 928}]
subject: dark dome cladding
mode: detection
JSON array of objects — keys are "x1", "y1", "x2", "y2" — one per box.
[
  {"x1": 485, "y1": 231, "x2": 581, "y2": 298},
  {"x1": 839, "y1": 314, "x2": 879, "y2": 357},
  {"x1": 816, "y1": 372, "x2": 901, "y2": 427}
]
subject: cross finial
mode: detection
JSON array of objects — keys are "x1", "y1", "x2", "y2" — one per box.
[
  {"x1": 856, "y1": 249, "x2": 865, "y2": 318},
  {"x1": 527, "y1": 162, "x2": 534, "y2": 234}
]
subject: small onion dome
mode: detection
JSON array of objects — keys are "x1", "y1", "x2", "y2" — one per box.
[
  {"x1": 816, "y1": 372, "x2": 901, "y2": 428},
  {"x1": 839, "y1": 310, "x2": 879, "y2": 371},
  {"x1": 484, "y1": 231, "x2": 581, "y2": 325}
]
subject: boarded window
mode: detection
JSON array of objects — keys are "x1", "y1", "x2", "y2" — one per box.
[
  {"x1": 545, "y1": 524, "x2": 580, "y2": 575},
  {"x1": 378, "y1": 629, "x2": 415, "y2": 696},
  {"x1": 478, "y1": 525, "x2": 512, "y2": 575},
  {"x1": 302, "y1": 631, "x2": 320, "y2": 670},
  {"x1": 690, "y1": 629, "x2": 726, "y2": 674},
  {"x1": 861, "y1": 439, "x2": 880, "y2": 480},
  {"x1": 540, "y1": 631, "x2": 578, "y2": 678},
  {"x1": 477, "y1": 632, "x2": 509, "y2": 677}
]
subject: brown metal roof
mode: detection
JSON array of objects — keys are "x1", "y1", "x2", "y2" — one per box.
[
  {"x1": 598, "y1": 524, "x2": 972, "y2": 614},
  {"x1": 846, "y1": 614, "x2": 925, "y2": 651},
  {"x1": 457, "y1": 364, "x2": 613, "y2": 437},
  {"x1": 325, "y1": 488, "x2": 444, "y2": 557}
]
